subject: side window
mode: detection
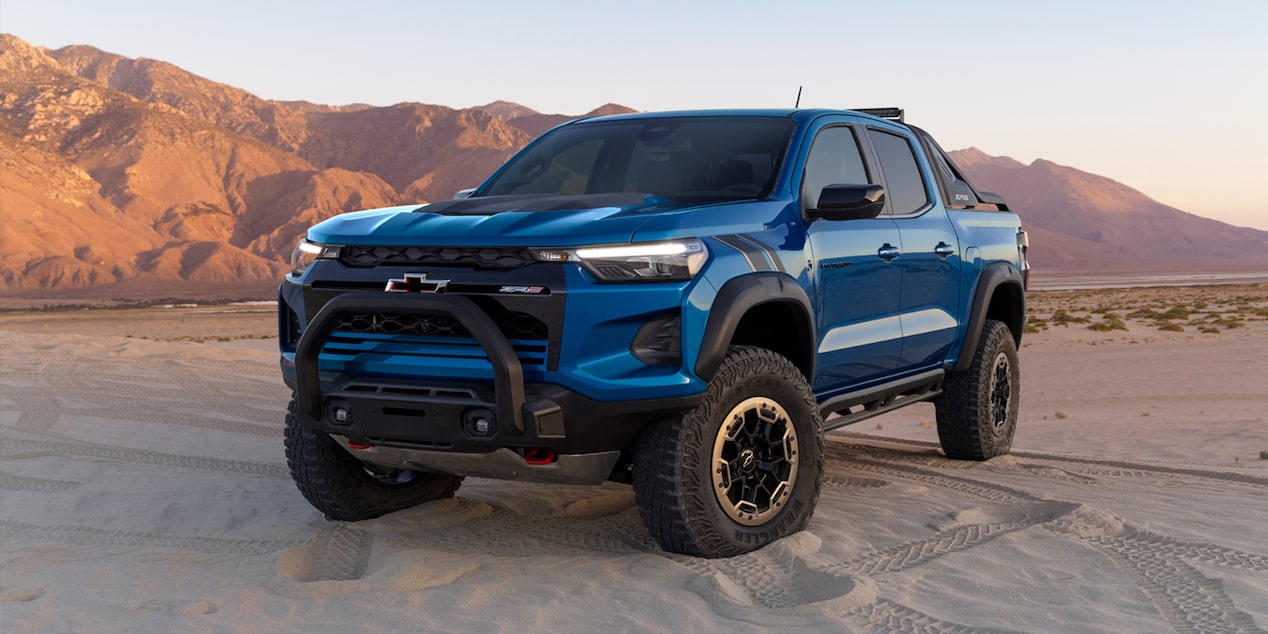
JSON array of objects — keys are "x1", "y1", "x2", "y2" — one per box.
[
  {"x1": 494, "y1": 138, "x2": 604, "y2": 195},
  {"x1": 866, "y1": 129, "x2": 930, "y2": 215},
  {"x1": 800, "y1": 126, "x2": 870, "y2": 211}
]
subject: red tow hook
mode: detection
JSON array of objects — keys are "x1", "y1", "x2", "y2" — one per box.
[
  {"x1": 347, "y1": 441, "x2": 372, "y2": 450},
  {"x1": 523, "y1": 447, "x2": 556, "y2": 466}
]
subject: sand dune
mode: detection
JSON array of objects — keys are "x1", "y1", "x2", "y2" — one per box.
[{"x1": 1, "y1": 292, "x2": 1266, "y2": 632}]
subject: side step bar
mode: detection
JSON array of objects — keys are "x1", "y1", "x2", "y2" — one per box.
[{"x1": 818, "y1": 369, "x2": 944, "y2": 432}]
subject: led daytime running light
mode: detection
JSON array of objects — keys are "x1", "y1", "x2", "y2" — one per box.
[
  {"x1": 533, "y1": 239, "x2": 707, "y2": 282},
  {"x1": 575, "y1": 242, "x2": 699, "y2": 259}
]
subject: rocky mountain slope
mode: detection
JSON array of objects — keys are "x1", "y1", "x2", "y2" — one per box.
[
  {"x1": 0, "y1": 34, "x2": 628, "y2": 295},
  {"x1": 1, "y1": 33, "x2": 1263, "y2": 297},
  {"x1": 950, "y1": 148, "x2": 1268, "y2": 273}
]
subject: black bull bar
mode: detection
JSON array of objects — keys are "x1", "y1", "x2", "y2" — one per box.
[{"x1": 293, "y1": 293, "x2": 526, "y2": 432}]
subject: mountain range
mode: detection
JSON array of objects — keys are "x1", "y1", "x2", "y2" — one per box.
[{"x1": 1, "y1": 34, "x2": 1265, "y2": 299}]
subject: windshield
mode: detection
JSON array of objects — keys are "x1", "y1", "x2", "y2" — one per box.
[{"x1": 480, "y1": 117, "x2": 794, "y2": 203}]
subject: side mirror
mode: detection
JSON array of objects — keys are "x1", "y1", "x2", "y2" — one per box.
[
  {"x1": 453, "y1": 188, "x2": 477, "y2": 200},
  {"x1": 809, "y1": 184, "x2": 886, "y2": 221}
]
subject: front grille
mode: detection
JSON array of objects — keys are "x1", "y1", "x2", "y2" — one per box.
[
  {"x1": 318, "y1": 331, "x2": 550, "y2": 377},
  {"x1": 340, "y1": 245, "x2": 536, "y2": 270},
  {"x1": 336, "y1": 310, "x2": 548, "y2": 341}
]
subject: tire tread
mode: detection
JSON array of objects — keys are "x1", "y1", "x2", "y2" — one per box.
[
  {"x1": 935, "y1": 320, "x2": 1019, "y2": 461},
  {"x1": 633, "y1": 346, "x2": 824, "y2": 558},
  {"x1": 284, "y1": 399, "x2": 462, "y2": 521}
]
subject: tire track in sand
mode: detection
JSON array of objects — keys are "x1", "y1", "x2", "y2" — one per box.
[
  {"x1": 827, "y1": 438, "x2": 1267, "y2": 633},
  {"x1": 383, "y1": 505, "x2": 645, "y2": 557},
  {"x1": 279, "y1": 525, "x2": 374, "y2": 582},
  {"x1": 846, "y1": 598, "x2": 1021, "y2": 634},
  {"x1": 0, "y1": 470, "x2": 81, "y2": 493},
  {"x1": 836, "y1": 434, "x2": 1268, "y2": 489},
  {"x1": 3, "y1": 391, "x2": 63, "y2": 434},
  {"x1": 0, "y1": 436, "x2": 287, "y2": 479},
  {"x1": 672, "y1": 538, "x2": 1015, "y2": 631},
  {"x1": 1047, "y1": 508, "x2": 1267, "y2": 634},
  {"x1": 38, "y1": 361, "x2": 286, "y2": 435},
  {"x1": 0, "y1": 521, "x2": 306, "y2": 555}
]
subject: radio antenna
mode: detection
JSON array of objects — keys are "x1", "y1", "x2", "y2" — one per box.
[{"x1": 795, "y1": 86, "x2": 802, "y2": 108}]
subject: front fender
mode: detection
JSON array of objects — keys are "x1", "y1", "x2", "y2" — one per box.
[{"x1": 694, "y1": 273, "x2": 815, "y2": 381}]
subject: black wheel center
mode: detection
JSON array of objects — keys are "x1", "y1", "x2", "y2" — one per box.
[
  {"x1": 711, "y1": 397, "x2": 800, "y2": 526},
  {"x1": 990, "y1": 353, "x2": 1011, "y2": 430}
]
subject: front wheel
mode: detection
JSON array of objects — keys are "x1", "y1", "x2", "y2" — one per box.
[
  {"x1": 935, "y1": 319, "x2": 1020, "y2": 460},
  {"x1": 633, "y1": 346, "x2": 824, "y2": 558},
  {"x1": 283, "y1": 399, "x2": 462, "y2": 521}
]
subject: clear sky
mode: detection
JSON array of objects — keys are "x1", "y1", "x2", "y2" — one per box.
[{"x1": 5, "y1": 0, "x2": 1266, "y2": 230}]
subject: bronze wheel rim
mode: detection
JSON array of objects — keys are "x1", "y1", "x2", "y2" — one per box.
[
  {"x1": 989, "y1": 352, "x2": 1012, "y2": 433},
  {"x1": 711, "y1": 396, "x2": 799, "y2": 526}
]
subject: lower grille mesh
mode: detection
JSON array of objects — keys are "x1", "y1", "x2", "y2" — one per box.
[{"x1": 335, "y1": 311, "x2": 548, "y2": 341}]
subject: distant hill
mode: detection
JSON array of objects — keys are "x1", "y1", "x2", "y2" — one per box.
[
  {"x1": 1, "y1": 33, "x2": 1264, "y2": 298},
  {"x1": 499, "y1": 102, "x2": 638, "y2": 138},
  {"x1": 950, "y1": 148, "x2": 1268, "y2": 274},
  {"x1": 0, "y1": 34, "x2": 622, "y2": 296}
]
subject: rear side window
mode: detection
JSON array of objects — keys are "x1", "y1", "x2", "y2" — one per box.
[
  {"x1": 800, "y1": 126, "x2": 871, "y2": 211},
  {"x1": 866, "y1": 129, "x2": 930, "y2": 215}
]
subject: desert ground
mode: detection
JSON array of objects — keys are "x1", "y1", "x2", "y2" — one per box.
[{"x1": 1, "y1": 284, "x2": 1266, "y2": 632}]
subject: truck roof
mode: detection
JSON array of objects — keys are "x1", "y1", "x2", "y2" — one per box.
[{"x1": 572, "y1": 108, "x2": 907, "y2": 126}]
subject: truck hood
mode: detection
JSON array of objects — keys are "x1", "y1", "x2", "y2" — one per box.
[{"x1": 306, "y1": 193, "x2": 693, "y2": 247}]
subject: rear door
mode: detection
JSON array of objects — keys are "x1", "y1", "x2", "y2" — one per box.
[{"x1": 862, "y1": 126, "x2": 961, "y2": 372}]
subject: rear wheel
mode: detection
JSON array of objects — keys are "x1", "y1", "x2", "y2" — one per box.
[
  {"x1": 283, "y1": 399, "x2": 462, "y2": 520},
  {"x1": 935, "y1": 320, "x2": 1020, "y2": 460},
  {"x1": 633, "y1": 346, "x2": 824, "y2": 558}
]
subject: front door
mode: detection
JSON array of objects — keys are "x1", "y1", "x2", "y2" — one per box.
[{"x1": 802, "y1": 124, "x2": 904, "y2": 393}]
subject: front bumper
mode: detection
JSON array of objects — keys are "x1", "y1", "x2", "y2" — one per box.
[
  {"x1": 333, "y1": 437, "x2": 623, "y2": 485},
  {"x1": 284, "y1": 292, "x2": 701, "y2": 467}
]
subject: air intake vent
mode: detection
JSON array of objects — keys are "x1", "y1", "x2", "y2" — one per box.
[{"x1": 340, "y1": 245, "x2": 536, "y2": 270}]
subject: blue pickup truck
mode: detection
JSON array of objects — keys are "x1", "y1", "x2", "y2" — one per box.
[{"x1": 279, "y1": 108, "x2": 1029, "y2": 557}]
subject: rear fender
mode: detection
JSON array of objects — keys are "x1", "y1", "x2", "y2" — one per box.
[{"x1": 954, "y1": 263, "x2": 1025, "y2": 373}]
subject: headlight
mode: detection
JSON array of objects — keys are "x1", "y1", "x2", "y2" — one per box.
[
  {"x1": 533, "y1": 239, "x2": 707, "y2": 282},
  {"x1": 290, "y1": 239, "x2": 341, "y2": 277}
]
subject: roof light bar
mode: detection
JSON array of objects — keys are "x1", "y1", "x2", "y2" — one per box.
[{"x1": 853, "y1": 107, "x2": 905, "y2": 123}]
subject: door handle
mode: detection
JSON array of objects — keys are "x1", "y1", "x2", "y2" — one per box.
[
  {"x1": 877, "y1": 244, "x2": 901, "y2": 262},
  {"x1": 934, "y1": 242, "x2": 955, "y2": 258}
]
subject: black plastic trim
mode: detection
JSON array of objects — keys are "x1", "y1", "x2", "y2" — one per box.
[
  {"x1": 630, "y1": 313, "x2": 683, "y2": 366},
  {"x1": 954, "y1": 263, "x2": 1025, "y2": 373},
  {"x1": 908, "y1": 124, "x2": 1010, "y2": 212},
  {"x1": 976, "y1": 191, "x2": 1009, "y2": 208},
  {"x1": 695, "y1": 273, "x2": 815, "y2": 381},
  {"x1": 819, "y1": 368, "x2": 944, "y2": 430},
  {"x1": 295, "y1": 293, "x2": 525, "y2": 432},
  {"x1": 287, "y1": 372, "x2": 702, "y2": 454}
]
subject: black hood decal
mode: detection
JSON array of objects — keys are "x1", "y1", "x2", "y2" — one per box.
[{"x1": 416, "y1": 192, "x2": 676, "y2": 216}]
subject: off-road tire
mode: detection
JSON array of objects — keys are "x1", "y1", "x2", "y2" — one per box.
[
  {"x1": 283, "y1": 399, "x2": 462, "y2": 521},
  {"x1": 633, "y1": 346, "x2": 824, "y2": 558},
  {"x1": 935, "y1": 319, "x2": 1020, "y2": 461}
]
